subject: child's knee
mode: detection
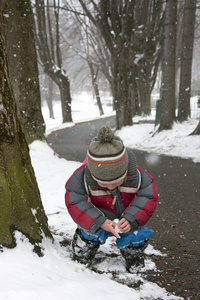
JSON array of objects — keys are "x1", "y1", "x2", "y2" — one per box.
[
  {"x1": 116, "y1": 226, "x2": 154, "y2": 249},
  {"x1": 80, "y1": 228, "x2": 109, "y2": 245}
]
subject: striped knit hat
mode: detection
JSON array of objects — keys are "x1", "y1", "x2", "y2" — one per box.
[{"x1": 87, "y1": 125, "x2": 128, "y2": 184}]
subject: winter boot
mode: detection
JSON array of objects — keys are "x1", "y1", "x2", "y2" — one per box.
[
  {"x1": 72, "y1": 228, "x2": 100, "y2": 265},
  {"x1": 120, "y1": 241, "x2": 148, "y2": 272}
]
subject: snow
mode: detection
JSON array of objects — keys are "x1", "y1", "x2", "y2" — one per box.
[
  {"x1": 1, "y1": 92, "x2": 199, "y2": 300},
  {"x1": 117, "y1": 118, "x2": 200, "y2": 163}
]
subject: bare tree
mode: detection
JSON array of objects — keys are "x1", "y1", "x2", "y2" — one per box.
[
  {"x1": 63, "y1": 13, "x2": 104, "y2": 115},
  {"x1": 72, "y1": 0, "x2": 165, "y2": 129},
  {"x1": 133, "y1": 0, "x2": 165, "y2": 115},
  {"x1": 5, "y1": 0, "x2": 45, "y2": 144},
  {"x1": 177, "y1": 0, "x2": 197, "y2": 122},
  {"x1": 0, "y1": 3, "x2": 52, "y2": 252},
  {"x1": 34, "y1": 0, "x2": 72, "y2": 123},
  {"x1": 158, "y1": 0, "x2": 177, "y2": 132}
]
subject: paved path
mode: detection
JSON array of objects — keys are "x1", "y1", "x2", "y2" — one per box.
[{"x1": 47, "y1": 117, "x2": 200, "y2": 299}]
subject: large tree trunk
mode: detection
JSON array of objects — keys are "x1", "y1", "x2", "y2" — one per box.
[
  {"x1": 137, "y1": 71, "x2": 151, "y2": 116},
  {"x1": 114, "y1": 63, "x2": 133, "y2": 129},
  {"x1": 0, "y1": 5, "x2": 52, "y2": 252},
  {"x1": 158, "y1": 0, "x2": 177, "y2": 132},
  {"x1": 177, "y1": 0, "x2": 196, "y2": 122},
  {"x1": 6, "y1": 0, "x2": 45, "y2": 144},
  {"x1": 129, "y1": 66, "x2": 140, "y2": 116}
]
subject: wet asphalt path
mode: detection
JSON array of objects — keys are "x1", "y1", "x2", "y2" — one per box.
[
  {"x1": 47, "y1": 116, "x2": 116, "y2": 162},
  {"x1": 47, "y1": 116, "x2": 200, "y2": 299}
]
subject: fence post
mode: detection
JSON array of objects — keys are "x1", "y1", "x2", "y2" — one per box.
[{"x1": 155, "y1": 99, "x2": 162, "y2": 127}]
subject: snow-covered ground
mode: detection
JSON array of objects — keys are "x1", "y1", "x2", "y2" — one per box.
[{"x1": 1, "y1": 93, "x2": 199, "y2": 300}]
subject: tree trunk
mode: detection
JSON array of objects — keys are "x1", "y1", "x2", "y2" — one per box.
[
  {"x1": 93, "y1": 81, "x2": 104, "y2": 116},
  {"x1": 129, "y1": 67, "x2": 140, "y2": 116},
  {"x1": 58, "y1": 73, "x2": 72, "y2": 123},
  {"x1": 137, "y1": 71, "x2": 151, "y2": 116},
  {"x1": 114, "y1": 63, "x2": 133, "y2": 129},
  {"x1": 6, "y1": 0, "x2": 45, "y2": 144},
  {"x1": 43, "y1": 69, "x2": 72, "y2": 123},
  {"x1": 88, "y1": 59, "x2": 104, "y2": 116},
  {"x1": 177, "y1": 0, "x2": 196, "y2": 122},
  {"x1": 158, "y1": 0, "x2": 177, "y2": 131},
  {"x1": 0, "y1": 11, "x2": 52, "y2": 251},
  {"x1": 45, "y1": 75, "x2": 54, "y2": 119}
]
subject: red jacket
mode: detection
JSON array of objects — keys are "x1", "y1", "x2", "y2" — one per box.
[{"x1": 65, "y1": 150, "x2": 158, "y2": 233}]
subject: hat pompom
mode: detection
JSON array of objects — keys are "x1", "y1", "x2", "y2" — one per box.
[{"x1": 97, "y1": 125, "x2": 114, "y2": 143}]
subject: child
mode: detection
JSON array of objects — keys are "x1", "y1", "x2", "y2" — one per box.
[{"x1": 65, "y1": 125, "x2": 158, "y2": 271}]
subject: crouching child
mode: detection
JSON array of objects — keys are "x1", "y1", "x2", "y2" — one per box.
[{"x1": 65, "y1": 125, "x2": 158, "y2": 272}]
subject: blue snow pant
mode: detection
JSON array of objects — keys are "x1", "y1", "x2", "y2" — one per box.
[{"x1": 79, "y1": 226, "x2": 154, "y2": 249}]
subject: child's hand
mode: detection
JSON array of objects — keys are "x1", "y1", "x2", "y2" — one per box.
[
  {"x1": 101, "y1": 219, "x2": 121, "y2": 238},
  {"x1": 118, "y1": 218, "x2": 131, "y2": 233}
]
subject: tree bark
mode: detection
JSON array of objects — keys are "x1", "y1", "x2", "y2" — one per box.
[
  {"x1": 58, "y1": 73, "x2": 72, "y2": 123},
  {"x1": 45, "y1": 75, "x2": 55, "y2": 119},
  {"x1": 6, "y1": 0, "x2": 45, "y2": 144},
  {"x1": 177, "y1": 0, "x2": 196, "y2": 122},
  {"x1": 0, "y1": 7, "x2": 52, "y2": 251},
  {"x1": 158, "y1": 0, "x2": 177, "y2": 131}
]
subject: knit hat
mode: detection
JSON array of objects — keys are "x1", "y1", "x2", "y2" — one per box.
[{"x1": 87, "y1": 125, "x2": 128, "y2": 184}]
